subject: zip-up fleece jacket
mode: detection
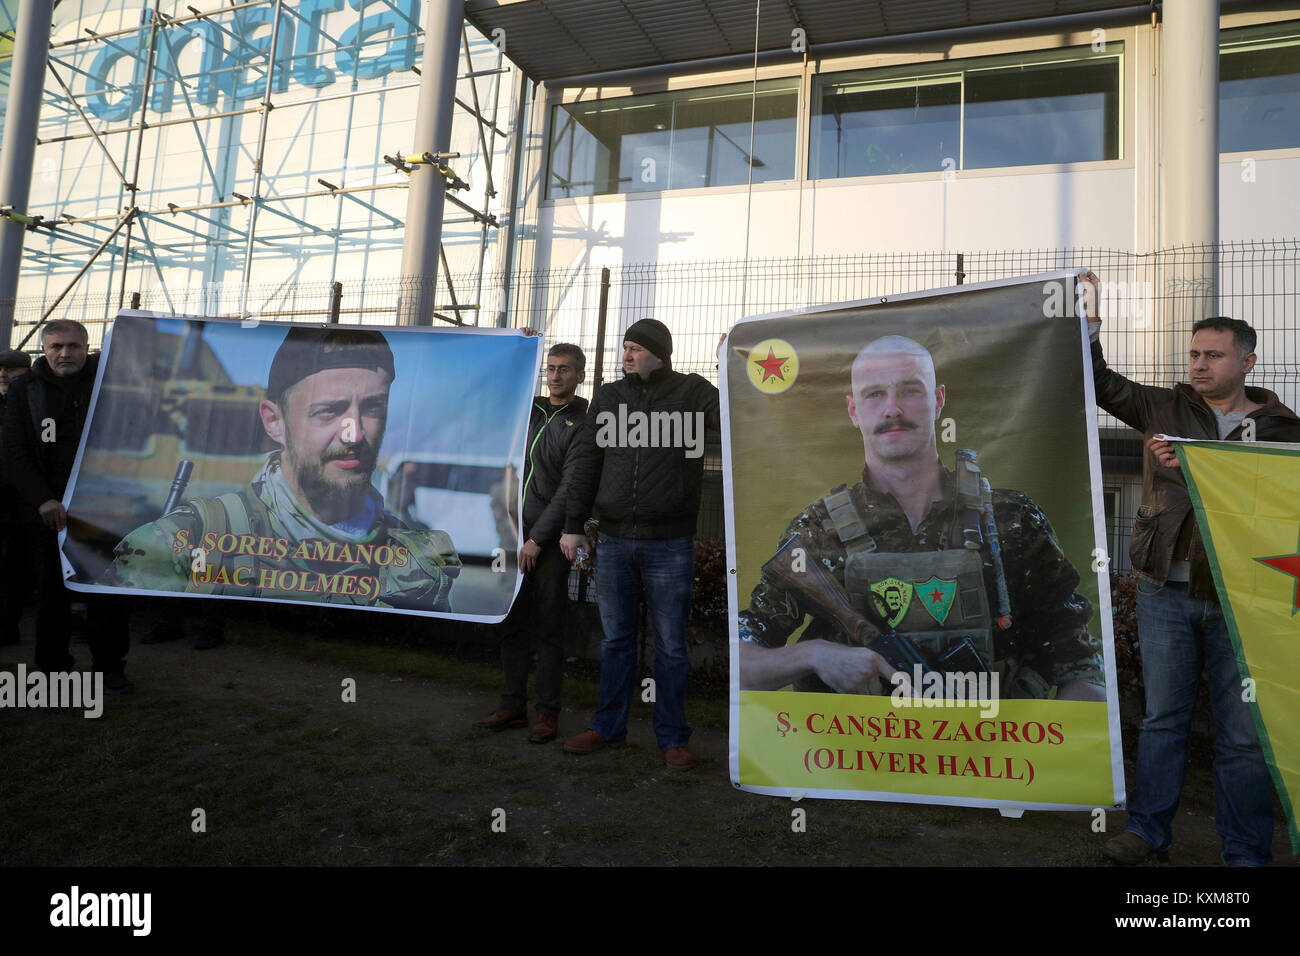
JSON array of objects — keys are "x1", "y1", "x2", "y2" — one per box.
[
  {"x1": 3, "y1": 353, "x2": 100, "y2": 518},
  {"x1": 521, "y1": 394, "x2": 589, "y2": 546},
  {"x1": 1092, "y1": 337, "x2": 1300, "y2": 599},
  {"x1": 565, "y1": 366, "x2": 720, "y2": 540}
]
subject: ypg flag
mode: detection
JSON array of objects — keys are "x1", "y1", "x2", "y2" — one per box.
[
  {"x1": 1177, "y1": 439, "x2": 1300, "y2": 852},
  {"x1": 723, "y1": 272, "x2": 1123, "y2": 812}
]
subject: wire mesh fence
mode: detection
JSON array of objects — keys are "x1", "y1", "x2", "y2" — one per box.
[
  {"x1": 5, "y1": 238, "x2": 1298, "y2": 565},
  {"x1": 512, "y1": 241, "x2": 1300, "y2": 408}
]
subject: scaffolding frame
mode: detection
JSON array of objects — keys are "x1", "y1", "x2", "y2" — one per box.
[{"x1": 3, "y1": 0, "x2": 518, "y2": 335}]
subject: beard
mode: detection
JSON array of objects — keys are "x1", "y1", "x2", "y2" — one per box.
[{"x1": 284, "y1": 435, "x2": 381, "y2": 519}]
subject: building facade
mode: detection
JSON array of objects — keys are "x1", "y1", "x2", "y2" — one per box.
[{"x1": 4, "y1": 0, "x2": 1299, "y2": 556}]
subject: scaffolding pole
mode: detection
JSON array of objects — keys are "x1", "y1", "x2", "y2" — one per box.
[
  {"x1": 237, "y1": 0, "x2": 285, "y2": 322},
  {"x1": 494, "y1": 70, "x2": 529, "y2": 328},
  {"x1": 36, "y1": 79, "x2": 424, "y2": 146},
  {"x1": 14, "y1": 0, "x2": 509, "y2": 333},
  {"x1": 0, "y1": 0, "x2": 55, "y2": 344},
  {"x1": 45, "y1": 61, "x2": 131, "y2": 188},
  {"x1": 16, "y1": 209, "x2": 136, "y2": 349},
  {"x1": 117, "y1": 10, "x2": 161, "y2": 309}
]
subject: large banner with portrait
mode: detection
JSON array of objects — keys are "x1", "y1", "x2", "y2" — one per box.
[
  {"x1": 60, "y1": 312, "x2": 541, "y2": 623},
  {"x1": 724, "y1": 272, "x2": 1124, "y2": 811}
]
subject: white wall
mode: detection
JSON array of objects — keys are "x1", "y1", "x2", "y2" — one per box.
[
  {"x1": 1220, "y1": 152, "x2": 1300, "y2": 240},
  {"x1": 533, "y1": 166, "x2": 1138, "y2": 275}
]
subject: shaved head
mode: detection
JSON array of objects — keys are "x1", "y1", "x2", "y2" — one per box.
[
  {"x1": 846, "y1": 335, "x2": 945, "y2": 468},
  {"x1": 850, "y1": 336, "x2": 937, "y2": 395}
]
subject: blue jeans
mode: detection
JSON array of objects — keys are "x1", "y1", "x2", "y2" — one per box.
[
  {"x1": 1128, "y1": 580, "x2": 1273, "y2": 865},
  {"x1": 590, "y1": 534, "x2": 694, "y2": 751}
]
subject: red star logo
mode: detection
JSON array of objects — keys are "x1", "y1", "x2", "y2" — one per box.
[
  {"x1": 927, "y1": 586, "x2": 945, "y2": 606},
  {"x1": 1258, "y1": 545, "x2": 1300, "y2": 615},
  {"x1": 754, "y1": 347, "x2": 787, "y2": 383}
]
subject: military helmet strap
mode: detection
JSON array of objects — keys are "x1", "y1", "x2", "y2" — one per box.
[{"x1": 821, "y1": 485, "x2": 877, "y2": 555}]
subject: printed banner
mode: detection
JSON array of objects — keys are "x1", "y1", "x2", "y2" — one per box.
[
  {"x1": 1177, "y1": 439, "x2": 1300, "y2": 852},
  {"x1": 723, "y1": 272, "x2": 1124, "y2": 810},
  {"x1": 61, "y1": 312, "x2": 541, "y2": 623}
]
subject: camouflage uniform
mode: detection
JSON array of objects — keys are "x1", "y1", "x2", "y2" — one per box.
[
  {"x1": 739, "y1": 465, "x2": 1102, "y2": 697},
  {"x1": 111, "y1": 452, "x2": 460, "y2": 612}
]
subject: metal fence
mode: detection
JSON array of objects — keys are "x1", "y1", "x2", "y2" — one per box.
[
  {"x1": 7, "y1": 238, "x2": 1299, "y2": 562},
  {"x1": 509, "y1": 240, "x2": 1300, "y2": 555},
  {"x1": 513, "y1": 241, "x2": 1300, "y2": 403}
]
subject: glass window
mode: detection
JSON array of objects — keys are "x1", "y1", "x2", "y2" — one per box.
[
  {"x1": 965, "y1": 59, "x2": 1119, "y2": 168},
  {"x1": 812, "y1": 77, "x2": 960, "y2": 178},
  {"x1": 1220, "y1": 22, "x2": 1300, "y2": 152},
  {"x1": 812, "y1": 45, "x2": 1121, "y2": 179},
  {"x1": 548, "y1": 78, "x2": 798, "y2": 198}
]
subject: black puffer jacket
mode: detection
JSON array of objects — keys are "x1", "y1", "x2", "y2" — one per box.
[
  {"x1": 1092, "y1": 337, "x2": 1300, "y2": 598},
  {"x1": 3, "y1": 353, "x2": 100, "y2": 517},
  {"x1": 565, "y1": 367, "x2": 719, "y2": 540},
  {"x1": 521, "y1": 395, "x2": 589, "y2": 546}
]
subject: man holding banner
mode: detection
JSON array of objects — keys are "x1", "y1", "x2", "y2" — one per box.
[
  {"x1": 1084, "y1": 270, "x2": 1300, "y2": 866},
  {"x1": 5, "y1": 320, "x2": 133, "y2": 689},
  {"x1": 736, "y1": 334, "x2": 1104, "y2": 701},
  {"x1": 110, "y1": 326, "x2": 461, "y2": 612}
]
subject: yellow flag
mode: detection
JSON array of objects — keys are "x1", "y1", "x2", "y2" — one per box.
[{"x1": 1178, "y1": 440, "x2": 1300, "y2": 853}]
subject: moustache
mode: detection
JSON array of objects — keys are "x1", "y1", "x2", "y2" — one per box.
[
  {"x1": 324, "y1": 442, "x2": 377, "y2": 464},
  {"x1": 874, "y1": 420, "x2": 918, "y2": 434}
]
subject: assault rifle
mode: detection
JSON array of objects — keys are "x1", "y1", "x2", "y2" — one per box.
[{"x1": 761, "y1": 533, "x2": 988, "y2": 681}]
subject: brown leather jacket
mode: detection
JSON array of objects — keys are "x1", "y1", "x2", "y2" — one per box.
[{"x1": 1092, "y1": 338, "x2": 1300, "y2": 599}]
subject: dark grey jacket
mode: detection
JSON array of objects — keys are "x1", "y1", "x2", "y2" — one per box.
[{"x1": 522, "y1": 395, "x2": 589, "y2": 546}]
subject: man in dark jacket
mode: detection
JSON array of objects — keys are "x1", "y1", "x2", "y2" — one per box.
[
  {"x1": 477, "y1": 342, "x2": 588, "y2": 743},
  {"x1": 1, "y1": 347, "x2": 35, "y2": 645},
  {"x1": 560, "y1": 319, "x2": 720, "y2": 769},
  {"x1": 3, "y1": 320, "x2": 131, "y2": 689},
  {"x1": 1082, "y1": 272, "x2": 1300, "y2": 866}
]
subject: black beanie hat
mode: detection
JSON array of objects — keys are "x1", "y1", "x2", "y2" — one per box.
[
  {"x1": 624, "y1": 318, "x2": 673, "y2": 364},
  {"x1": 0, "y1": 348, "x2": 32, "y2": 369},
  {"x1": 267, "y1": 326, "x2": 395, "y2": 404}
]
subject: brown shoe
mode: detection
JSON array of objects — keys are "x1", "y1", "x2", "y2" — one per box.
[
  {"x1": 665, "y1": 746, "x2": 695, "y2": 770},
  {"x1": 529, "y1": 713, "x2": 558, "y2": 744},
  {"x1": 1102, "y1": 831, "x2": 1163, "y2": 864},
  {"x1": 475, "y1": 708, "x2": 527, "y2": 731},
  {"x1": 563, "y1": 729, "x2": 610, "y2": 754}
]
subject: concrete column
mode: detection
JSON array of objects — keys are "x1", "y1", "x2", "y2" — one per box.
[
  {"x1": 1159, "y1": 0, "x2": 1220, "y2": 381},
  {"x1": 0, "y1": 0, "x2": 54, "y2": 345},
  {"x1": 493, "y1": 70, "x2": 529, "y2": 328},
  {"x1": 397, "y1": 0, "x2": 465, "y2": 326}
]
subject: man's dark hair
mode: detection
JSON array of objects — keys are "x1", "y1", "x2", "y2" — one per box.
[
  {"x1": 548, "y1": 342, "x2": 586, "y2": 375},
  {"x1": 1192, "y1": 316, "x2": 1256, "y2": 357}
]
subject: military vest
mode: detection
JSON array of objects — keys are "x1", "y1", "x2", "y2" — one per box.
[
  {"x1": 180, "y1": 486, "x2": 460, "y2": 611},
  {"x1": 821, "y1": 455, "x2": 993, "y2": 681}
]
